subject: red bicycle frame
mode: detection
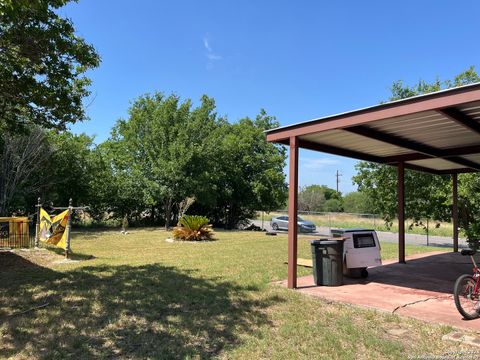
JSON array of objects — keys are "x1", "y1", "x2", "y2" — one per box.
[{"x1": 467, "y1": 253, "x2": 480, "y2": 294}]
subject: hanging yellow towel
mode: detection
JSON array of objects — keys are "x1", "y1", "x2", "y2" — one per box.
[{"x1": 39, "y1": 208, "x2": 69, "y2": 249}]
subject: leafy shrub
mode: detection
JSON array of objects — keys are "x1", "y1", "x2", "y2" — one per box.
[
  {"x1": 464, "y1": 222, "x2": 480, "y2": 250},
  {"x1": 172, "y1": 215, "x2": 214, "y2": 241}
]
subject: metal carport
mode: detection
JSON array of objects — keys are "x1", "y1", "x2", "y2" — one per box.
[{"x1": 265, "y1": 83, "x2": 480, "y2": 289}]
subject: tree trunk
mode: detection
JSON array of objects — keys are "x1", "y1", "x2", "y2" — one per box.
[{"x1": 164, "y1": 198, "x2": 172, "y2": 230}]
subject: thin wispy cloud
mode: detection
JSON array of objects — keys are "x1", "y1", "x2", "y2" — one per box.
[
  {"x1": 203, "y1": 34, "x2": 222, "y2": 68},
  {"x1": 301, "y1": 158, "x2": 339, "y2": 171},
  {"x1": 203, "y1": 37, "x2": 212, "y2": 52},
  {"x1": 206, "y1": 53, "x2": 222, "y2": 61}
]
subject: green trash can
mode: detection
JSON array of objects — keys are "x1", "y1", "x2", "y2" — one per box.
[{"x1": 311, "y1": 239, "x2": 344, "y2": 286}]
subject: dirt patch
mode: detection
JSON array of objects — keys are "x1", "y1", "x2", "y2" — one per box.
[
  {"x1": 443, "y1": 331, "x2": 480, "y2": 348},
  {"x1": 0, "y1": 249, "x2": 66, "y2": 268}
]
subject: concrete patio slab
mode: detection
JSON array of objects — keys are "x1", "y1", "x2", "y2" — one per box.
[{"x1": 277, "y1": 251, "x2": 480, "y2": 331}]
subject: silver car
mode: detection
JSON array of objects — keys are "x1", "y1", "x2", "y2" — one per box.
[{"x1": 270, "y1": 215, "x2": 316, "y2": 233}]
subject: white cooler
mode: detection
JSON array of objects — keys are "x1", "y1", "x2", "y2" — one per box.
[{"x1": 330, "y1": 228, "x2": 382, "y2": 278}]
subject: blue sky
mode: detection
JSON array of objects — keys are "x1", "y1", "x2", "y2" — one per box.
[{"x1": 61, "y1": 0, "x2": 480, "y2": 193}]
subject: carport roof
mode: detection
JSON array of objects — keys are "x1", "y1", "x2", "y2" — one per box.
[{"x1": 265, "y1": 82, "x2": 480, "y2": 174}]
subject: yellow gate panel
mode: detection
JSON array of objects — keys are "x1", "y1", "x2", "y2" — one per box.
[{"x1": 0, "y1": 217, "x2": 30, "y2": 248}]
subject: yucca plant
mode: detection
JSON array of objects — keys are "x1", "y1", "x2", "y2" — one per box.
[{"x1": 172, "y1": 215, "x2": 214, "y2": 241}]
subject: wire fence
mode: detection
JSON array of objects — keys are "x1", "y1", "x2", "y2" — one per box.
[
  {"x1": 0, "y1": 220, "x2": 35, "y2": 249},
  {"x1": 258, "y1": 210, "x2": 379, "y2": 229},
  {"x1": 257, "y1": 210, "x2": 455, "y2": 240}
]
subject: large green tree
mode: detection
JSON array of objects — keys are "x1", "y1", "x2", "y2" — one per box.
[
  {"x1": 103, "y1": 93, "x2": 287, "y2": 228},
  {"x1": 0, "y1": 0, "x2": 100, "y2": 132},
  {"x1": 352, "y1": 67, "x2": 480, "y2": 244},
  {"x1": 457, "y1": 173, "x2": 480, "y2": 243},
  {"x1": 298, "y1": 184, "x2": 341, "y2": 212},
  {"x1": 353, "y1": 162, "x2": 451, "y2": 225},
  {"x1": 342, "y1": 191, "x2": 374, "y2": 214},
  {"x1": 86, "y1": 139, "x2": 146, "y2": 222},
  {"x1": 45, "y1": 131, "x2": 95, "y2": 206},
  {"x1": 205, "y1": 110, "x2": 288, "y2": 228},
  {"x1": 107, "y1": 93, "x2": 219, "y2": 228}
]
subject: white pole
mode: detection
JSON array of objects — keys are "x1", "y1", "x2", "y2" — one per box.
[{"x1": 65, "y1": 198, "x2": 73, "y2": 258}]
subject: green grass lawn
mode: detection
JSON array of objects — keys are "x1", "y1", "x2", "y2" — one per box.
[{"x1": 0, "y1": 229, "x2": 470, "y2": 359}]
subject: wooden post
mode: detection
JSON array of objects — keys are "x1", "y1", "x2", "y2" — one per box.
[
  {"x1": 34, "y1": 197, "x2": 41, "y2": 248},
  {"x1": 65, "y1": 198, "x2": 73, "y2": 258},
  {"x1": 452, "y1": 173, "x2": 459, "y2": 252},
  {"x1": 398, "y1": 162, "x2": 406, "y2": 264},
  {"x1": 288, "y1": 136, "x2": 299, "y2": 289}
]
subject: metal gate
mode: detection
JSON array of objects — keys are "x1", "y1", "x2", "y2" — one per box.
[{"x1": 0, "y1": 218, "x2": 34, "y2": 248}]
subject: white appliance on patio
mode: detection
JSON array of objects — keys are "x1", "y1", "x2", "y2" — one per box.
[{"x1": 330, "y1": 228, "x2": 382, "y2": 278}]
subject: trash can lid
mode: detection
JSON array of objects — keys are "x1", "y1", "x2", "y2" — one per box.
[
  {"x1": 311, "y1": 239, "x2": 329, "y2": 245},
  {"x1": 319, "y1": 240, "x2": 343, "y2": 245}
]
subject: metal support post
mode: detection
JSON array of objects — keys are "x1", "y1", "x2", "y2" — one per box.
[
  {"x1": 65, "y1": 198, "x2": 73, "y2": 258},
  {"x1": 35, "y1": 197, "x2": 41, "y2": 248}
]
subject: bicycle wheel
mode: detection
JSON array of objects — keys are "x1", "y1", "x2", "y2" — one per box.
[{"x1": 454, "y1": 274, "x2": 480, "y2": 320}]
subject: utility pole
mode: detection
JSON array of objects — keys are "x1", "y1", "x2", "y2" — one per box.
[{"x1": 336, "y1": 170, "x2": 342, "y2": 193}]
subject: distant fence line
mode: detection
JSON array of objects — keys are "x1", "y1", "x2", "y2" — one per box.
[
  {"x1": 256, "y1": 210, "x2": 454, "y2": 242},
  {"x1": 257, "y1": 210, "x2": 381, "y2": 228},
  {"x1": 270, "y1": 210, "x2": 380, "y2": 217}
]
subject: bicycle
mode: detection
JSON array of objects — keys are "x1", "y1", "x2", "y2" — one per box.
[{"x1": 453, "y1": 249, "x2": 480, "y2": 320}]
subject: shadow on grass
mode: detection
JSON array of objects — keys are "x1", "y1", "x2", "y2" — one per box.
[
  {"x1": 0, "y1": 252, "x2": 58, "y2": 278},
  {"x1": 44, "y1": 245, "x2": 95, "y2": 261},
  {"x1": 0, "y1": 253, "x2": 281, "y2": 359}
]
